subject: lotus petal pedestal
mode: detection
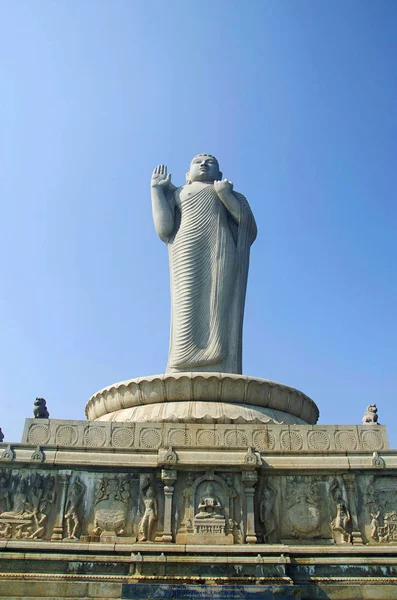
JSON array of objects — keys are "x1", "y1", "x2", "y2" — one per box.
[{"x1": 86, "y1": 373, "x2": 319, "y2": 425}]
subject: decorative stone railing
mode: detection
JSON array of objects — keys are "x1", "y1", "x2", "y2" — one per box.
[{"x1": 21, "y1": 420, "x2": 388, "y2": 452}]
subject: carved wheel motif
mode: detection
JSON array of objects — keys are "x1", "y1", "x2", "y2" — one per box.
[
  {"x1": 84, "y1": 427, "x2": 107, "y2": 447},
  {"x1": 281, "y1": 431, "x2": 303, "y2": 451},
  {"x1": 308, "y1": 431, "x2": 330, "y2": 451},
  {"x1": 225, "y1": 430, "x2": 247, "y2": 447},
  {"x1": 335, "y1": 431, "x2": 358, "y2": 451},
  {"x1": 56, "y1": 425, "x2": 78, "y2": 446},
  {"x1": 197, "y1": 430, "x2": 219, "y2": 447},
  {"x1": 253, "y1": 430, "x2": 275, "y2": 451},
  {"x1": 140, "y1": 428, "x2": 162, "y2": 449},
  {"x1": 168, "y1": 429, "x2": 191, "y2": 446},
  {"x1": 362, "y1": 429, "x2": 384, "y2": 451},
  {"x1": 28, "y1": 425, "x2": 50, "y2": 445},
  {"x1": 112, "y1": 428, "x2": 134, "y2": 448}
]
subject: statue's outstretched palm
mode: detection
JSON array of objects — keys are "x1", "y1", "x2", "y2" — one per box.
[{"x1": 151, "y1": 164, "x2": 171, "y2": 189}]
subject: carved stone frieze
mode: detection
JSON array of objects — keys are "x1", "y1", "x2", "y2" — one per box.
[
  {"x1": 243, "y1": 447, "x2": 261, "y2": 466},
  {"x1": 138, "y1": 475, "x2": 158, "y2": 542},
  {"x1": 371, "y1": 451, "x2": 386, "y2": 468},
  {"x1": 92, "y1": 475, "x2": 131, "y2": 540},
  {"x1": 176, "y1": 470, "x2": 237, "y2": 544},
  {"x1": 158, "y1": 446, "x2": 178, "y2": 466},
  {"x1": 28, "y1": 424, "x2": 50, "y2": 445},
  {"x1": 365, "y1": 476, "x2": 397, "y2": 544},
  {"x1": 284, "y1": 477, "x2": 322, "y2": 539},
  {"x1": 259, "y1": 481, "x2": 278, "y2": 543},
  {"x1": 30, "y1": 445, "x2": 45, "y2": 463},
  {"x1": 0, "y1": 445, "x2": 15, "y2": 461},
  {"x1": 330, "y1": 478, "x2": 351, "y2": 544},
  {"x1": 0, "y1": 470, "x2": 55, "y2": 540},
  {"x1": 63, "y1": 477, "x2": 85, "y2": 541},
  {"x1": 21, "y1": 419, "x2": 389, "y2": 453}
]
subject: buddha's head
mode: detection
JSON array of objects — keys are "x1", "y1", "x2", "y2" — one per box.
[{"x1": 186, "y1": 154, "x2": 222, "y2": 184}]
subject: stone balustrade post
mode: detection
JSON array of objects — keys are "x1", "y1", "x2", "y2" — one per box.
[
  {"x1": 242, "y1": 470, "x2": 258, "y2": 544},
  {"x1": 343, "y1": 473, "x2": 363, "y2": 544},
  {"x1": 51, "y1": 470, "x2": 71, "y2": 541},
  {"x1": 161, "y1": 468, "x2": 177, "y2": 543}
]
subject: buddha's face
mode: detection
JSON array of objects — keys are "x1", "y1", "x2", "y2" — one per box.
[{"x1": 188, "y1": 155, "x2": 221, "y2": 183}]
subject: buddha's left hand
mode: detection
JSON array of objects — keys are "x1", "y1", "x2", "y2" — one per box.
[{"x1": 214, "y1": 179, "x2": 234, "y2": 198}]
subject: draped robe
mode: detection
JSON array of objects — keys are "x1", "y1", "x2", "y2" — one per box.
[{"x1": 165, "y1": 184, "x2": 256, "y2": 374}]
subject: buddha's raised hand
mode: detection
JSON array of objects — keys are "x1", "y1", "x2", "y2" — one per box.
[{"x1": 151, "y1": 165, "x2": 172, "y2": 189}]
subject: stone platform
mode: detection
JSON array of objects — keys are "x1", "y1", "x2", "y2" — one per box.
[{"x1": 1, "y1": 420, "x2": 396, "y2": 598}]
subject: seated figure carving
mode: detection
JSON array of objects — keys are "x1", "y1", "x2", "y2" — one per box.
[
  {"x1": 195, "y1": 484, "x2": 223, "y2": 520},
  {"x1": 0, "y1": 481, "x2": 35, "y2": 519}
]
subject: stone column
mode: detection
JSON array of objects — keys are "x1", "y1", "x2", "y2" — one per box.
[
  {"x1": 242, "y1": 470, "x2": 258, "y2": 544},
  {"x1": 51, "y1": 470, "x2": 71, "y2": 541},
  {"x1": 343, "y1": 473, "x2": 363, "y2": 545},
  {"x1": 161, "y1": 468, "x2": 177, "y2": 543}
]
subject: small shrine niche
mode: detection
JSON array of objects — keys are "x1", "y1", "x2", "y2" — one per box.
[{"x1": 178, "y1": 472, "x2": 235, "y2": 544}]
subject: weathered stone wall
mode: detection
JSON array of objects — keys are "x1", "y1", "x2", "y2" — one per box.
[{"x1": 0, "y1": 421, "x2": 396, "y2": 599}]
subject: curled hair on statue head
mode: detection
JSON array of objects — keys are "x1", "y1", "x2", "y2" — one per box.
[{"x1": 191, "y1": 153, "x2": 220, "y2": 167}]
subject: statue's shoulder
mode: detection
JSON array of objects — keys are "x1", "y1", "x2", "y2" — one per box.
[{"x1": 233, "y1": 190, "x2": 246, "y2": 200}]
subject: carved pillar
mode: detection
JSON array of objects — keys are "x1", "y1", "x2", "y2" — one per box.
[
  {"x1": 343, "y1": 473, "x2": 363, "y2": 544},
  {"x1": 161, "y1": 468, "x2": 177, "y2": 543},
  {"x1": 51, "y1": 470, "x2": 71, "y2": 541},
  {"x1": 242, "y1": 470, "x2": 258, "y2": 544}
]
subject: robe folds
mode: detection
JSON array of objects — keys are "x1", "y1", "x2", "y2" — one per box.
[{"x1": 165, "y1": 184, "x2": 256, "y2": 374}]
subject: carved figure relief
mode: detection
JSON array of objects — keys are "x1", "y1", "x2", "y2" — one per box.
[
  {"x1": 92, "y1": 475, "x2": 131, "y2": 539},
  {"x1": 180, "y1": 472, "x2": 195, "y2": 534},
  {"x1": 371, "y1": 452, "x2": 386, "y2": 468},
  {"x1": 259, "y1": 482, "x2": 277, "y2": 543},
  {"x1": 177, "y1": 471, "x2": 237, "y2": 543},
  {"x1": 330, "y1": 478, "x2": 351, "y2": 544},
  {"x1": 0, "y1": 471, "x2": 55, "y2": 540},
  {"x1": 63, "y1": 477, "x2": 85, "y2": 541},
  {"x1": 138, "y1": 476, "x2": 158, "y2": 542},
  {"x1": 194, "y1": 481, "x2": 225, "y2": 535},
  {"x1": 286, "y1": 478, "x2": 321, "y2": 538},
  {"x1": 1, "y1": 445, "x2": 15, "y2": 461},
  {"x1": 195, "y1": 483, "x2": 224, "y2": 520},
  {"x1": 365, "y1": 477, "x2": 397, "y2": 543}
]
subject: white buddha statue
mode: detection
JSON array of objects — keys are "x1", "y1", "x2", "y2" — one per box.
[{"x1": 151, "y1": 154, "x2": 256, "y2": 374}]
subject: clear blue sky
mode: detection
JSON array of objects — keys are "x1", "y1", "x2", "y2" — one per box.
[{"x1": 1, "y1": 1, "x2": 396, "y2": 445}]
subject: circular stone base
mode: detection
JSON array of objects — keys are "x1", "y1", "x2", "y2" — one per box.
[
  {"x1": 94, "y1": 401, "x2": 308, "y2": 425},
  {"x1": 86, "y1": 373, "x2": 319, "y2": 425}
]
